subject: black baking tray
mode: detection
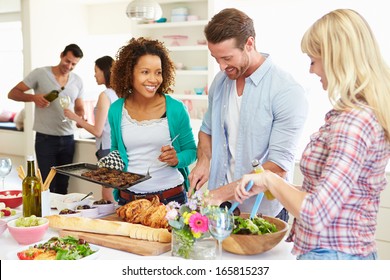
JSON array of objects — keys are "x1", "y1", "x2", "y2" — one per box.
[{"x1": 53, "y1": 162, "x2": 151, "y2": 190}]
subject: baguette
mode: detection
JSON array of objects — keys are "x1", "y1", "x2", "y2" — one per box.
[{"x1": 46, "y1": 215, "x2": 171, "y2": 243}]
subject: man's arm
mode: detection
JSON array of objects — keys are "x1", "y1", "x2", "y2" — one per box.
[
  {"x1": 207, "y1": 161, "x2": 286, "y2": 205},
  {"x1": 188, "y1": 131, "x2": 212, "y2": 195},
  {"x1": 8, "y1": 81, "x2": 49, "y2": 108}
]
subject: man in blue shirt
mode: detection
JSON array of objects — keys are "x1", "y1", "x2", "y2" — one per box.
[{"x1": 188, "y1": 8, "x2": 308, "y2": 221}]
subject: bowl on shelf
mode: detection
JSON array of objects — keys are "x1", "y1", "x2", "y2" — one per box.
[
  {"x1": 174, "y1": 62, "x2": 184, "y2": 70},
  {"x1": 194, "y1": 87, "x2": 204, "y2": 95},
  {"x1": 7, "y1": 217, "x2": 49, "y2": 245},
  {"x1": 0, "y1": 220, "x2": 7, "y2": 237},
  {"x1": 155, "y1": 17, "x2": 167, "y2": 23},
  {"x1": 163, "y1": 35, "x2": 188, "y2": 46},
  {"x1": 187, "y1": 15, "x2": 199, "y2": 21},
  {"x1": 0, "y1": 190, "x2": 23, "y2": 208},
  {"x1": 197, "y1": 39, "x2": 207, "y2": 45},
  {"x1": 222, "y1": 214, "x2": 289, "y2": 255}
]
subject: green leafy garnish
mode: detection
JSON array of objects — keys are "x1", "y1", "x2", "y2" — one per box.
[
  {"x1": 34, "y1": 236, "x2": 96, "y2": 260},
  {"x1": 232, "y1": 216, "x2": 277, "y2": 235}
]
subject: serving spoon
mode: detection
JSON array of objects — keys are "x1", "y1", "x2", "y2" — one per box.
[{"x1": 80, "y1": 191, "x2": 93, "y2": 201}]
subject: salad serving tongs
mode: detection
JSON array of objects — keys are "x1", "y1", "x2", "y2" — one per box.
[
  {"x1": 227, "y1": 180, "x2": 264, "y2": 219},
  {"x1": 228, "y1": 180, "x2": 254, "y2": 215}
]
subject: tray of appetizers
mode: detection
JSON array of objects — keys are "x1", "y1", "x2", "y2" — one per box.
[{"x1": 53, "y1": 162, "x2": 151, "y2": 190}]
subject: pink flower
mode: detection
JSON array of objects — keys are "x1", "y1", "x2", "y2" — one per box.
[{"x1": 188, "y1": 212, "x2": 208, "y2": 233}]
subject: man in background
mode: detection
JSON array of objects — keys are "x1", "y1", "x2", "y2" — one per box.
[{"x1": 8, "y1": 44, "x2": 85, "y2": 194}]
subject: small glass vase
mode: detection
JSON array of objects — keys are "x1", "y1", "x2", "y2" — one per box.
[{"x1": 171, "y1": 229, "x2": 216, "y2": 260}]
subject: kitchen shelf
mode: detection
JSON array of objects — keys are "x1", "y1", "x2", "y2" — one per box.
[
  {"x1": 173, "y1": 94, "x2": 208, "y2": 100},
  {"x1": 130, "y1": 0, "x2": 214, "y2": 121},
  {"x1": 136, "y1": 20, "x2": 208, "y2": 29},
  {"x1": 168, "y1": 45, "x2": 207, "y2": 51},
  {"x1": 176, "y1": 70, "x2": 208, "y2": 76}
]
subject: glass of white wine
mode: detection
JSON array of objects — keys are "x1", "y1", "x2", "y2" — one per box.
[
  {"x1": 0, "y1": 157, "x2": 12, "y2": 190},
  {"x1": 59, "y1": 95, "x2": 71, "y2": 122},
  {"x1": 207, "y1": 206, "x2": 234, "y2": 259}
]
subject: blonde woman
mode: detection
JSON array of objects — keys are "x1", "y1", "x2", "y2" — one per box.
[{"x1": 235, "y1": 9, "x2": 390, "y2": 260}]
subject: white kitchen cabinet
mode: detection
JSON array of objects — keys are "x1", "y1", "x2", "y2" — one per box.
[{"x1": 130, "y1": 0, "x2": 217, "y2": 121}]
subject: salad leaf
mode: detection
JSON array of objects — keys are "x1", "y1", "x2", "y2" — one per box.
[
  {"x1": 232, "y1": 216, "x2": 278, "y2": 235},
  {"x1": 34, "y1": 236, "x2": 95, "y2": 260}
]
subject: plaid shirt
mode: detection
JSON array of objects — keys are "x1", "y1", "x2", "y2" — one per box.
[{"x1": 288, "y1": 106, "x2": 390, "y2": 257}]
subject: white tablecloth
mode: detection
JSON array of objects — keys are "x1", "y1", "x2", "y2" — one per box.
[{"x1": 1, "y1": 219, "x2": 295, "y2": 260}]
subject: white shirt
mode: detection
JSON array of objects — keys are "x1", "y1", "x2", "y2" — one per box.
[
  {"x1": 121, "y1": 110, "x2": 183, "y2": 193},
  {"x1": 225, "y1": 80, "x2": 242, "y2": 184}
]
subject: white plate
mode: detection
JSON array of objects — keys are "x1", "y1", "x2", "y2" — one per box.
[
  {"x1": 6, "y1": 239, "x2": 100, "y2": 260},
  {"x1": 0, "y1": 209, "x2": 22, "y2": 222}
]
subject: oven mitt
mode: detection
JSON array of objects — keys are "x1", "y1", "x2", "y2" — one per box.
[{"x1": 97, "y1": 150, "x2": 125, "y2": 171}]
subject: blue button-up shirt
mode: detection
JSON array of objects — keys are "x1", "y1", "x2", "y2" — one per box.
[{"x1": 201, "y1": 54, "x2": 309, "y2": 216}]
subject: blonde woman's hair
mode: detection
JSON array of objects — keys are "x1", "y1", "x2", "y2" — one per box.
[{"x1": 301, "y1": 9, "x2": 390, "y2": 141}]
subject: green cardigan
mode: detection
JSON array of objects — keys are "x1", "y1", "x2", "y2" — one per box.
[{"x1": 108, "y1": 95, "x2": 197, "y2": 200}]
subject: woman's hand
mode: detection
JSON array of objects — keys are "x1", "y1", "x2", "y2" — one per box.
[
  {"x1": 64, "y1": 109, "x2": 80, "y2": 122},
  {"x1": 235, "y1": 172, "x2": 270, "y2": 203},
  {"x1": 158, "y1": 145, "x2": 178, "y2": 166}
]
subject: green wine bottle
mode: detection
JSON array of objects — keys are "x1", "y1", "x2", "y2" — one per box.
[
  {"x1": 44, "y1": 87, "x2": 64, "y2": 102},
  {"x1": 22, "y1": 155, "x2": 42, "y2": 217}
]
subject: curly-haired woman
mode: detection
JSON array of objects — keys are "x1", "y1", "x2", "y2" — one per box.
[{"x1": 108, "y1": 37, "x2": 196, "y2": 205}]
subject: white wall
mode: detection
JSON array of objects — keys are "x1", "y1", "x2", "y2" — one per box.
[
  {"x1": 213, "y1": 0, "x2": 390, "y2": 156},
  {"x1": 20, "y1": 0, "x2": 390, "y2": 157}
]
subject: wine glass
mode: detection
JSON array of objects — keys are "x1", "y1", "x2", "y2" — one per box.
[
  {"x1": 0, "y1": 157, "x2": 12, "y2": 190},
  {"x1": 59, "y1": 95, "x2": 71, "y2": 122},
  {"x1": 207, "y1": 206, "x2": 234, "y2": 259}
]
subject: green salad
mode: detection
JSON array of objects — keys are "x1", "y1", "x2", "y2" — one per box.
[
  {"x1": 232, "y1": 216, "x2": 277, "y2": 235},
  {"x1": 34, "y1": 236, "x2": 96, "y2": 260}
]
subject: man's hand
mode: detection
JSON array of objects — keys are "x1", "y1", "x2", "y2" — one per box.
[
  {"x1": 188, "y1": 160, "x2": 210, "y2": 196},
  {"x1": 33, "y1": 94, "x2": 50, "y2": 108}
]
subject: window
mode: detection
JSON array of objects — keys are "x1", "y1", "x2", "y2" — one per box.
[{"x1": 0, "y1": 20, "x2": 23, "y2": 114}]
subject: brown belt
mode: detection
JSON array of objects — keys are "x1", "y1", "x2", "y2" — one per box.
[{"x1": 119, "y1": 184, "x2": 184, "y2": 202}]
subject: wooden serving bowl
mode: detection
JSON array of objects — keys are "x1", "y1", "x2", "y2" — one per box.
[{"x1": 222, "y1": 214, "x2": 289, "y2": 255}]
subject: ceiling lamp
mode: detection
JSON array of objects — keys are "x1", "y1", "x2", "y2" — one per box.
[{"x1": 126, "y1": 0, "x2": 163, "y2": 21}]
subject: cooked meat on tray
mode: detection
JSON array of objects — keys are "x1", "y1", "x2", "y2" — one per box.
[{"x1": 81, "y1": 168, "x2": 142, "y2": 188}]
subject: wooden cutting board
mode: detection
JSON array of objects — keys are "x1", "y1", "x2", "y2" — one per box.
[{"x1": 58, "y1": 214, "x2": 171, "y2": 256}]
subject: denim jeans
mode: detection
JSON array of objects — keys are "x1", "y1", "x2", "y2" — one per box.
[
  {"x1": 35, "y1": 132, "x2": 75, "y2": 194},
  {"x1": 297, "y1": 248, "x2": 378, "y2": 260},
  {"x1": 275, "y1": 208, "x2": 289, "y2": 223}
]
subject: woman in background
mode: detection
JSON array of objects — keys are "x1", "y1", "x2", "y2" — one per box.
[
  {"x1": 235, "y1": 9, "x2": 390, "y2": 260},
  {"x1": 109, "y1": 37, "x2": 196, "y2": 205},
  {"x1": 65, "y1": 55, "x2": 118, "y2": 201}
]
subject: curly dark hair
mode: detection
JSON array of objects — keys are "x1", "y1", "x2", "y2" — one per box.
[{"x1": 111, "y1": 37, "x2": 175, "y2": 98}]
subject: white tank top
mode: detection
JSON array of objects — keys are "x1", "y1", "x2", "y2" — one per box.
[{"x1": 121, "y1": 107, "x2": 183, "y2": 193}]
